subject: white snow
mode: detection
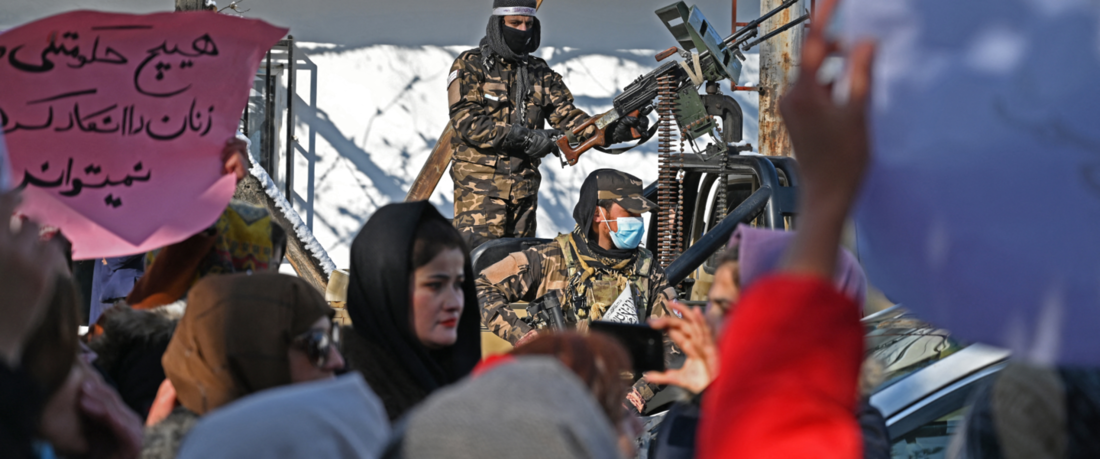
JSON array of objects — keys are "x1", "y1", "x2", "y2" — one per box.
[{"x1": 283, "y1": 43, "x2": 760, "y2": 269}]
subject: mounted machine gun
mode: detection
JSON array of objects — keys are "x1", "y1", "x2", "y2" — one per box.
[{"x1": 556, "y1": 0, "x2": 807, "y2": 166}]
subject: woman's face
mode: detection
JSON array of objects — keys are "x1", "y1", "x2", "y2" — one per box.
[
  {"x1": 288, "y1": 316, "x2": 345, "y2": 383},
  {"x1": 705, "y1": 262, "x2": 740, "y2": 338},
  {"x1": 410, "y1": 247, "x2": 466, "y2": 349}
]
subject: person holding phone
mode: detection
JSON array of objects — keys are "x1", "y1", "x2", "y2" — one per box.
[{"x1": 476, "y1": 168, "x2": 679, "y2": 412}]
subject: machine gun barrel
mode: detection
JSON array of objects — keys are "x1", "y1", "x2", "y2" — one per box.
[
  {"x1": 722, "y1": 0, "x2": 800, "y2": 46},
  {"x1": 737, "y1": 13, "x2": 809, "y2": 50},
  {"x1": 681, "y1": 0, "x2": 802, "y2": 79}
]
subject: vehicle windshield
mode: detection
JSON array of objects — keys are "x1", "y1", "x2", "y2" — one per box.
[{"x1": 864, "y1": 306, "x2": 966, "y2": 392}]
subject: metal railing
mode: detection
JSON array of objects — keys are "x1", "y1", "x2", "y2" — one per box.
[{"x1": 241, "y1": 35, "x2": 317, "y2": 209}]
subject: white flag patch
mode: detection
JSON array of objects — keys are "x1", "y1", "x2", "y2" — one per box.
[
  {"x1": 447, "y1": 70, "x2": 459, "y2": 87},
  {"x1": 600, "y1": 287, "x2": 639, "y2": 324}
]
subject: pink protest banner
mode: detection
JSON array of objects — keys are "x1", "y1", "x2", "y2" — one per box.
[{"x1": 0, "y1": 11, "x2": 286, "y2": 259}]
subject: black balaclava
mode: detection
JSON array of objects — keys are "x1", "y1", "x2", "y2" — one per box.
[
  {"x1": 346, "y1": 202, "x2": 482, "y2": 393},
  {"x1": 479, "y1": 0, "x2": 540, "y2": 124},
  {"x1": 502, "y1": 23, "x2": 536, "y2": 55}
]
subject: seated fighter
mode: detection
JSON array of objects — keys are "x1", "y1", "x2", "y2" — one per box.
[{"x1": 476, "y1": 169, "x2": 678, "y2": 412}]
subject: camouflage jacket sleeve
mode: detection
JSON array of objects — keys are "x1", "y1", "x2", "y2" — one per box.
[
  {"x1": 630, "y1": 266, "x2": 684, "y2": 411},
  {"x1": 647, "y1": 267, "x2": 679, "y2": 322},
  {"x1": 448, "y1": 55, "x2": 509, "y2": 149},
  {"x1": 475, "y1": 251, "x2": 538, "y2": 344},
  {"x1": 541, "y1": 69, "x2": 592, "y2": 133}
]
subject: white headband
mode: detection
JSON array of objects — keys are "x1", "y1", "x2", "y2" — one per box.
[{"x1": 493, "y1": 6, "x2": 536, "y2": 16}]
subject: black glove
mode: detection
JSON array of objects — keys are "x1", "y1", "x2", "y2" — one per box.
[
  {"x1": 609, "y1": 115, "x2": 649, "y2": 144},
  {"x1": 502, "y1": 125, "x2": 561, "y2": 160}
]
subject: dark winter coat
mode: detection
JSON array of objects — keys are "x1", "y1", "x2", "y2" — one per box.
[
  {"x1": 339, "y1": 325, "x2": 431, "y2": 422},
  {"x1": 859, "y1": 397, "x2": 891, "y2": 459},
  {"x1": 649, "y1": 395, "x2": 893, "y2": 459},
  {"x1": 0, "y1": 364, "x2": 43, "y2": 459}
]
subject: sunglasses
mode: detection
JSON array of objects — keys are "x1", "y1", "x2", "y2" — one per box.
[{"x1": 291, "y1": 321, "x2": 340, "y2": 368}]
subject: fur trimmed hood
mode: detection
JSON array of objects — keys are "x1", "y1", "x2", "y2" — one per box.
[
  {"x1": 89, "y1": 303, "x2": 180, "y2": 419},
  {"x1": 142, "y1": 406, "x2": 200, "y2": 459},
  {"x1": 90, "y1": 303, "x2": 178, "y2": 375}
]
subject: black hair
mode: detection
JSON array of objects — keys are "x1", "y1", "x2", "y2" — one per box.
[
  {"x1": 715, "y1": 247, "x2": 741, "y2": 288},
  {"x1": 717, "y1": 246, "x2": 739, "y2": 266},
  {"x1": 412, "y1": 217, "x2": 470, "y2": 269},
  {"x1": 588, "y1": 199, "x2": 618, "y2": 239},
  {"x1": 596, "y1": 199, "x2": 616, "y2": 214}
]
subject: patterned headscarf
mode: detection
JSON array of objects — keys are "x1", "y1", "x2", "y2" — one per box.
[{"x1": 126, "y1": 200, "x2": 286, "y2": 309}]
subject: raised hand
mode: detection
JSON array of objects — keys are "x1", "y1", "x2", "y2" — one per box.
[
  {"x1": 644, "y1": 301, "x2": 720, "y2": 394},
  {"x1": 221, "y1": 137, "x2": 251, "y2": 182},
  {"x1": 779, "y1": 0, "x2": 876, "y2": 278}
]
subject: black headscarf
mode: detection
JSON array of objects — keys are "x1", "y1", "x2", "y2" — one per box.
[
  {"x1": 346, "y1": 202, "x2": 481, "y2": 393},
  {"x1": 480, "y1": 16, "x2": 541, "y2": 125},
  {"x1": 573, "y1": 172, "x2": 601, "y2": 238},
  {"x1": 572, "y1": 171, "x2": 635, "y2": 259}
]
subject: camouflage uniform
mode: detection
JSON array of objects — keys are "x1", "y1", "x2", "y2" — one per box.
[
  {"x1": 447, "y1": 46, "x2": 593, "y2": 249},
  {"x1": 476, "y1": 229, "x2": 680, "y2": 408},
  {"x1": 477, "y1": 232, "x2": 678, "y2": 342}
]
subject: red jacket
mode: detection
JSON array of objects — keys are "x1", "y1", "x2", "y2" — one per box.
[{"x1": 698, "y1": 274, "x2": 864, "y2": 459}]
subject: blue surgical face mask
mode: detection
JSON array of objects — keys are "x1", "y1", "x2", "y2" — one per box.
[{"x1": 601, "y1": 208, "x2": 645, "y2": 250}]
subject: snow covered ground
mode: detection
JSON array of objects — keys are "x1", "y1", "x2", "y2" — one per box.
[{"x1": 282, "y1": 43, "x2": 761, "y2": 269}]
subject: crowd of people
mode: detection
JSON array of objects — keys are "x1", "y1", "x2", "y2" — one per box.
[{"x1": 3, "y1": 0, "x2": 1090, "y2": 457}]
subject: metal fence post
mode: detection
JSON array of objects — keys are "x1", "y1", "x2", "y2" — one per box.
[{"x1": 285, "y1": 36, "x2": 296, "y2": 201}]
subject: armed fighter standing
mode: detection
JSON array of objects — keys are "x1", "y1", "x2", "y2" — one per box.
[
  {"x1": 447, "y1": 0, "x2": 646, "y2": 249},
  {"x1": 476, "y1": 169, "x2": 678, "y2": 411}
]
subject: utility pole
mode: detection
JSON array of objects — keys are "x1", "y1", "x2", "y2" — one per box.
[
  {"x1": 757, "y1": 0, "x2": 804, "y2": 157},
  {"x1": 175, "y1": 0, "x2": 215, "y2": 11}
]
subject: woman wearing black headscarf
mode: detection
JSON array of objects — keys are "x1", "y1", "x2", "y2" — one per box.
[{"x1": 340, "y1": 202, "x2": 482, "y2": 421}]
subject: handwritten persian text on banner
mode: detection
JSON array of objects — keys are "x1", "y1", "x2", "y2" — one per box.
[{"x1": 0, "y1": 11, "x2": 286, "y2": 258}]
